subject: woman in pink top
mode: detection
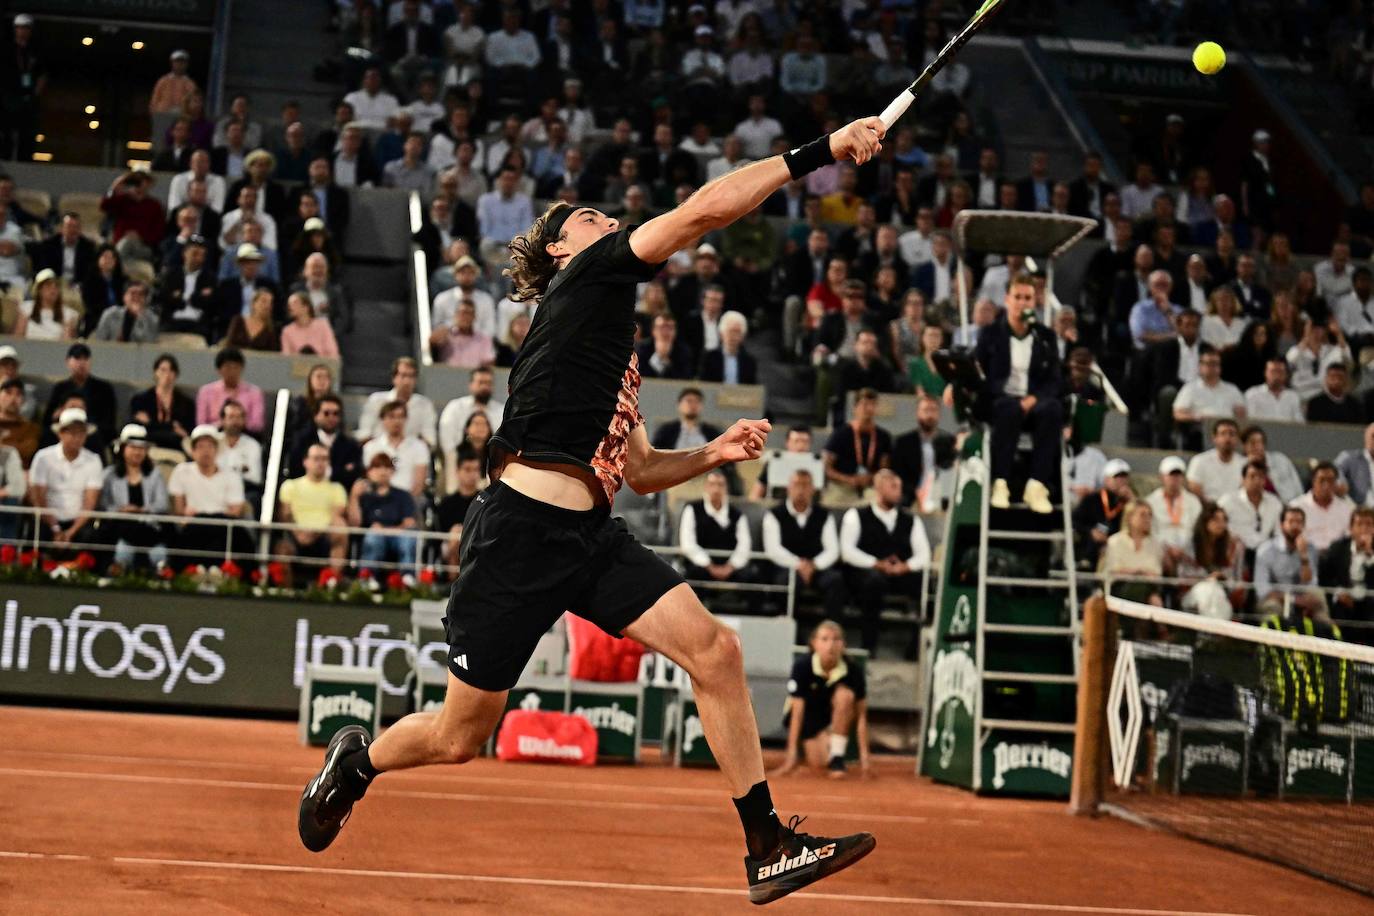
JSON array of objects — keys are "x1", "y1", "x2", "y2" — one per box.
[{"x1": 280, "y1": 291, "x2": 340, "y2": 357}]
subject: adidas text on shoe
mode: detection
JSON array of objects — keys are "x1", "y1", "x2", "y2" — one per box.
[
  {"x1": 298, "y1": 724, "x2": 370, "y2": 853},
  {"x1": 745, "y1": 815, "x2": 875, "y2": 905}
]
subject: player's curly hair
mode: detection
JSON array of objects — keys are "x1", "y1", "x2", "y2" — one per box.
[{"x1": 504, "y1": 202, "x2": 573, "y2": 303}]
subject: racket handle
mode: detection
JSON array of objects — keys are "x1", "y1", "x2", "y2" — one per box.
[{"x1": 879, "y1": 90, "x2": 916, "y2": 131}]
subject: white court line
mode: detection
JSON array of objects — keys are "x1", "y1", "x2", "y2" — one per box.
[
  {"x1": 7, "y1": 747, "x2": 958, "y2": 810},
  {"x1": 0, "y1": 849, "x2": 1258, "y2": 916},
  {"x1": 0, "y1": 768, "x2": 973, "y2": 826}
]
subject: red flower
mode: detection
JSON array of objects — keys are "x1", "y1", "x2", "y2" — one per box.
[
  {"x1": 158, "y1": 565, "x2": 175, "y2": 580},
  {"x1": 40, "y1": 559, "x2": 56, "y2": 573},
  {"x1": 75, "y1": 552, "x2": 97, "y2": 572},
  {"x1": 221, "y1": 559, "x2": 242, "y2": 580},
  {"x1": 182, "y1": 564, "x2": 202, "y2": 578},
  {"x1": 267, "y1": 561, "x2": 288, "y2": 587},
  {"x1": 0, "y1": 544, "x2": 16, "y2": 565},
  {"x1": 19, "y1": 550, "x2": 37, "y2": 567},
  {"x1": 317, "y1": 567, "x2": 340, "y2": 588},
  {"x1": 385, "y1": 571, "x2": 406, "y2": 591},
  {"x1": 249, "y1": 568, "x2": 262, "y2": 585},
  {"x1": 358, "y1": 567, "x2": 373, "y2": 580},
  {"x1": 418, "y1": 568, "x2": 436, "y2": 585}
]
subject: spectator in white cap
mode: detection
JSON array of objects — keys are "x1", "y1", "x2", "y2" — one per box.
[
  {"x1": 1073, "y1": 457, "x2": 1135, "y2": 569},
  {"x1": 2, "y1": 13, "x2": 42, "y2": 161},
  {"x1": 16, "y1": 268, "x2": 76, "y2": 341},
  {"x1": 215, "y1": 242, "x2": 277, "y2": 342},
  {"x1": 150, "y1": 49, "x2": 197, "y2": 118},
  {"x1": 169, "y1": 423, "x2": 249, "y2": 566},
  {"x1": 682, "y1": 24, "x2": 726, "y2": 109},
  {"x1": 28, "y1": 407, "x2": 102, "y2": 554},
  {"x1": 1147, "y1": 455, "x2": 1202, "y2": 565},
  {"x1": 100, "y1": 423, "x2": 170, "y2": 572}
]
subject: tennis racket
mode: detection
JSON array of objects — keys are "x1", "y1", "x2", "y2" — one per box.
[{"x1": 878, "y1": 0, "x2": 1011, "y2": 131}]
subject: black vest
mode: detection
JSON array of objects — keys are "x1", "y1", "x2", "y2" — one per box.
[
  {"x1": 769, "y1": 503, "x2": 829, "y2": 559},
  {"x1": 855, "y1": 505, "x2": 915, "y2": 561},
  {"x1": 689, "y1": 500, "x2": 741, "y2": 552}
]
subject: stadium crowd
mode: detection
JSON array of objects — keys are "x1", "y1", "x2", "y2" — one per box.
[{"x1": 0, "y1": 1, "x2": 1371, "y2": 646}]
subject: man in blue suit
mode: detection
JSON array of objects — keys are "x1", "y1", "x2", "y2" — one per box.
[{"x1": 974, "y1": 274, "x2": 1064, "y2": 514}]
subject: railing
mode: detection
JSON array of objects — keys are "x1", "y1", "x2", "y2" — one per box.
[
  {"x1": 0, "y1": 503, "x2": 806, "y2": 613},
  {"x1": 409, "y1": 191, "x2": 433, "y2": 368}
]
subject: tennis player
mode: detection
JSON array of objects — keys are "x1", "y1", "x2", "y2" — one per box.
[{"x1": 299, "y1": 116, "x2": 885, "y2": 905}]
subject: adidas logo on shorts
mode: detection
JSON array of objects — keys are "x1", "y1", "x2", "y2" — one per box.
[
  {"x1": 453, "y1": 654, "x2": 468, "y2": 669},
  {"x1": 756, "y1": 842, "x2": 836, "y2": 880}
]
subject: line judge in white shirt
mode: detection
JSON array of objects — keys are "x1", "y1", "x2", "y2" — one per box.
[
  {"x1": 678, "y1": 469, "x2": 755, "y2": 594},
  {"x1": 762, "y1": 469, "x2": 845, "y2": 618},
  {"x1": 1244, "y1": 358, "x2": 1304, "y2": 422},
  {"x1": 839, "y1": 469, "x2": 930, "y2": 652},
  {"x1": 1217, "y1": 459, "x2": 1284, "y2": 554}
]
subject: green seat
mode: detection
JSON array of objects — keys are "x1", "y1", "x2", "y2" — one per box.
[{"x1": 1072, "y1": 399, "x2": 1107, "y2": 446}]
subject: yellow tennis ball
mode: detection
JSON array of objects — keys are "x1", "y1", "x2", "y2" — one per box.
[{"x1": 1193, "y1": 41, "x2": 1226, "y2": 75}]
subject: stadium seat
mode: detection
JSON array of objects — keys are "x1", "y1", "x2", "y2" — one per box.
[{"x1": 55, "y1": 192, "x2": 105, "y2": 241}]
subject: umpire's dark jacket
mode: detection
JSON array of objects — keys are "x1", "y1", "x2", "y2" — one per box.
[{"x1": 974, "y1": 316, "x2": 1062, "y2": 403}]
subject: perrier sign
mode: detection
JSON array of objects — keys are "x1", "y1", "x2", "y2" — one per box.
[
  {"x1": 920, "y1": 452, "x2": 983, "y2": 789},
  {"x1": 570, "y1": 681, "x2": 642, "y2": 763}
]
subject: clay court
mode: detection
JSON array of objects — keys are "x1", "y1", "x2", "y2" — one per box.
[{"x1": 2, "y1": 705, "x2": 1369, "y2": 914}]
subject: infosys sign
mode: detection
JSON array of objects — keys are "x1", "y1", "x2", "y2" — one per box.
[{"x1": 0, "y1": 585, "x2": 446, "y2": 716}]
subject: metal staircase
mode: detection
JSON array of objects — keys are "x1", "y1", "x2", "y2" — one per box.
[{"x1": 919, "y1": 434, "x2": 1080, "y2": 796}]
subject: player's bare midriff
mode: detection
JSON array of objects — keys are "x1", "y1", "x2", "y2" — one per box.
[{"x1": 497, "y1": 456, "x2": 603, "y2": 511}]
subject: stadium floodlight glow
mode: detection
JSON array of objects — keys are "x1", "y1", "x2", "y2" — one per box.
[
  {"x1": 84, "y1": 105, "x2": 95, "y2": 114},
  {"x1": 88, "y1": 120, "x2": 99, "y2": 130},
  {"x1": 33, "y1": 134, "x2": 43, "y2": 143},
  {"x1": 131, "y1": 40, "x2": 144, "y2": 50},
  {"x1": 81, "y1": 36, "x2": 93, "y2": 46},
  {"x1": 31, "y1": 152, "x2": 52, "y2": 162}
]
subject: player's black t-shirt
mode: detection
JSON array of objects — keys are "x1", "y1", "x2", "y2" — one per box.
[
  {"x1": 490, "y1": 227, "x2": 663, "y2": 503},
  {"x1": 786, "y1": 652, "x2": 867, "y2": 736}
]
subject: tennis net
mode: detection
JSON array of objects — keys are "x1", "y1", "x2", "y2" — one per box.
[{"x1": 1073, "y1": 595, "x2": 1374, "y2": 896}]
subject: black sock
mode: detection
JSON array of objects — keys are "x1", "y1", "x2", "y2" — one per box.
[
  {"x1": 733, "y1": 781, "x2": 782, "y2": 859},
  {"x1": 340, "y1": 746, "x2": 379, "y2": 797}
]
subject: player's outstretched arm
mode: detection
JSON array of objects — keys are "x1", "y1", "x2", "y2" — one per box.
[
  {"x1": 628, "y1": 117, "x2": 886, "y2": 265},
  {"x1": 622, "y1": 418, "x2": 772, "y2": 495}
]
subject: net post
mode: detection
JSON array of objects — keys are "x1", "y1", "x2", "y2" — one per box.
[{"x1": 1070, "y1": 594, "x2": 1109, "y2": 815}]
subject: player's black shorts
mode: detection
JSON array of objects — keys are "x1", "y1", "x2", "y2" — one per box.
[{"x1": 442, "y1": 481, "x2": 684, "y2": 691}]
